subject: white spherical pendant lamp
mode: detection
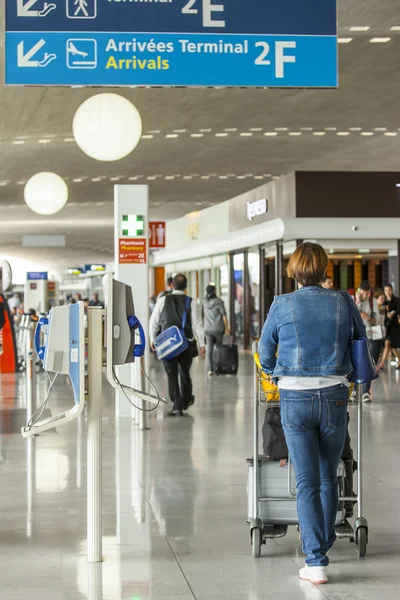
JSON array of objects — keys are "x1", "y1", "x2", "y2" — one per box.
[
  {"x1": 72, "y1": 93, "x2": 143, "y2": 161},
  {"x1": 24, "y1": 172, "x2": 68, "y2": 215}
]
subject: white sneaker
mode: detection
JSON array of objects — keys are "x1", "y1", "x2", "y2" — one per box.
[
  {"x1": 299, "y1": 566, "x2": 328, "y2": 584},
  {"x1": 362, "y1": 392, "x2": 372, "y2": 403}
]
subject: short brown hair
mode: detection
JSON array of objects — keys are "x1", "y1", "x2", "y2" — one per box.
[{"x1": 287, "y1": 242, "x2": 328, "y2": 286}]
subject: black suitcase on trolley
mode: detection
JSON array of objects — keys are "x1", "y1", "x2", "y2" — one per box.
[{"x1": 213, "y1": 343, "x2": 239, "y2": 375}]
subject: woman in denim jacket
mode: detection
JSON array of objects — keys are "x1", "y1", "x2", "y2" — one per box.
[{"x1": 259, "y1": 242, "x2": 365, "y2": 585}]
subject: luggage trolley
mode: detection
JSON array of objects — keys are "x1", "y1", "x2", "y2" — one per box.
[{"x1": 248, "y1": 342, "x2": 369, "y2": 559}]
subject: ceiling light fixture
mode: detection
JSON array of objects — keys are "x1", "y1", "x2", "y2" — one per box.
[
  {"x1": 275, "y1": 127, "x2": 288, "y2": 131},
  {"x1": 141, "y1": 134, "x2": 154, "y2": 139},
  {"x1": 250, "y1": 128, "x2": 263, "y2": 132},
  {"x1": 264, "y1": 132, "x2": 278, "y2": 136},
  {"x1": 201, "y1": 175, "x2": 210, "y2": 179},
  {"x1": 390, "y1": 26, "x2": 400, "y2": 31},
  {"x1": 337, "y1": 132, "x2": 350, "y2": 136},
  {"x1": 215, "y1": 132, "x2": 228, "y2": 137},
  {"x1": 174, "y1": 129, "x2": 187, "y2": 133},
  {"x1": 128, "y1": 176, "x2": 139, "y2": 180},
  {"x1": 349, "y1": 127, "x2": 362, "y2": 131},
  {"x1": 73, "y1": 178, "x2": 83, "y2": 183},
  {"x1": 0, "y1": 181, "x2": 9, "y2": 186},
  {"x1": 91, "y1": 177, "x2": 102, "y2": 182},
  {"x1": 370, "y1": 37, "x2": 391, "y2": 43},
  {"x1": 254, "y1": 176, "x2": 264, "y2": 179},
  {"x1": 313, "y1": 132, "x2": 326, "y2": 136},
  {"x1": 24, "y1": 172, "x2": 68, "y2": 215},
  {"x1": 73, "y1": 93, "x2": 142, "y2": 161},
  {"x1": 224, "y1": 128, "x2": 237, "y2": 132},
  {"x1": 191, "y1": 133, "x2": 204, "y2": 138},
  {"x1": 148, "y1": 129, "x2": 161, "y2": 134},
  {"x1": 183, "y1": 176, "x2": 193, "y2": 179},
  {"x1": 17, "y1": 180, "x2": 26, "y2": 185},
  {"x1": 325, "y1": 127, "x2": 337, "y2": 131},
  {"x1": 396, "y1": 184, "x2": 400, "y2": 188},
  {"x1": 219, "y1": 175, "x2": 228, "y2": 179},
  {"x1": 361, "y1": 132, "x2": 374, "y2": 136},
  {"x1": 165, "y1": 176, "x2": 175, "y2": 180},
  {"x1": 300, "y1": 127, "x2": 313, "y2": 131},
  {"x1": 12, "y1": 140, "x2": 25, "y2": 145},
  {"x1": 147, "y1": 176, "x2": 157, "y2": 180},
  {"x1": 349, "y1": 26, "x2": 370, "y2": 31},
  {"x1": 289, "y1": 132, "x2": 302, "y2": 136},
  {"x1": 236, "y1": 175, "x2": 246, "y2": 179},
  {"x1": 385, "y1": 132, "x2": 398, "y2": 136},
  {"x1": 338, "y1": 37, "x2": 353, "y2": 43},
  {"x1": 165, "y1": 134, "x2": 179, "y2": 138},
  {"x1": 38, "y1": 139, "x2": 51, "y2": 144},
  {"x1": 64, "y1": 137, "x2": 75, "y2": 142},
  {"x1": 240, "y1": 132, "x2": 253, "y2": 137},
  {"x1": 374, "y1": 127, "x2": 387, "y2": 131},
  {"x1": 199, "y1": 128, "x2": 212, "y2": 133}
]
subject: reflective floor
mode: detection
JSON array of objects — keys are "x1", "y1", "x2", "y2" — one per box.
[{"x1": 0, "y1": 354, "x2": 400, "y2": 599}]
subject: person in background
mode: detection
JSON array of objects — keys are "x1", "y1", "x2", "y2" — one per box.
[
  {"x1": 7, "y1": 292, "x2": 21, "y2": 311},
  {"x1": 28, "y1": 308, "x2": 39, "y2": 323},
  {"x1": 83, "y1": 298, "x2": 90, "y2": 310},
  {"x1": 89, "y1": 293, "x2": 103, "y2": 307},
  {"x1": 373, "y1": 290, "x2": 387, "y2": 372},
  {"x1": 150, "y1": 274, "x2": 206, "y2": 416},
  {"x1": 378, "y1": 284, "x2": 400, "y2": 370},
  {"x1": 149, "y1": 295, "x2": 157, "y2": 315},
  {"x1": 321, "y1": 276, "x2": 334, "y2": 290},
  {"x1": 354, "y1": 281, "x2": 379, "y2": 402},
  {"x1": 74, "y1": 293, "x2": 82, "y2": 302},
  {"x1": 203, "y1": 284, "x2": 230, "y2": 376},
  {"x1": 157, "y1": 277, "x2": 174, "y2": 301},
  {"x1": 259, "y1": 242, "x2": 365, "y2": 585}
]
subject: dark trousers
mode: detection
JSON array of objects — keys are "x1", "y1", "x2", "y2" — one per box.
[
  {"x1": 205, "y1": 331, "x2": 224, "y2": 372},
  {"x1": 163, "y1": 348, "x2": 193, "y2": 411},
  {"x1": 363, "y1": 339, "x2": 382, "y2": 394}
]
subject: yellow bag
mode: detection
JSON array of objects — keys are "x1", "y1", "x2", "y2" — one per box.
[{"x1": 253, "y1": 352, "x2": 280, "y2": 403}]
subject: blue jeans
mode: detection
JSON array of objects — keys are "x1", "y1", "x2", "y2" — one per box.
[{"x1": 280, "y1": 384, "x2": 348, "y2": 567}]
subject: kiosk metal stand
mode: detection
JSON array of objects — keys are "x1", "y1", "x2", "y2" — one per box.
[
  {"x1": 87, "y1": 307, "x2": 103, "y2": 564},
  {"x1": 26, "y1": 322, "x2": 36, "y2": 423}
]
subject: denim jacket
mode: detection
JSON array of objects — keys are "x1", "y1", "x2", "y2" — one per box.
[{"x1": 258, "y1": 286, "x2": 366, "y2": 379}]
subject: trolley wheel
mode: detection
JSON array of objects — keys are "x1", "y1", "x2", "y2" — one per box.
[
  {"x1": 251, "y1": 527, "x2": 262, "y2": 558},
  {"x1": 356, "y1": 526, "x2": 368, "y2": 558}
]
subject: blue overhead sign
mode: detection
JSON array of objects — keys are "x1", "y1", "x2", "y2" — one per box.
[
  {"x1": 27, "y1": 271, "x2": 48, "y2": 280},
  {"x1": 5, "y1": 0, "x2": 338, "y2": 88}
]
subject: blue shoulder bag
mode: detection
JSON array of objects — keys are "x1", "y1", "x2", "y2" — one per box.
[
  {"x1": 154, "y1": 296, "x2": 191, "y2": 361},
  {"x1": 342, "y1": 291, "x2": 379, "y2": 384}
]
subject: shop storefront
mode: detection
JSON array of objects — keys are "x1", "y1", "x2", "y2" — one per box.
[{"x1": 153, "y1": 171, "x2": 400, "y2": 349}]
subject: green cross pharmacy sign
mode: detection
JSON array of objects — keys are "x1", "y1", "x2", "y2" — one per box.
[{"x1": 122, "y1": 214, "x2": 145, "y2": 237}]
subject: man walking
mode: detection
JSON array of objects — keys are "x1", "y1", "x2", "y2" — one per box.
[{"x1": 150, "y1": 274, "x2": 205, "y2": 416}]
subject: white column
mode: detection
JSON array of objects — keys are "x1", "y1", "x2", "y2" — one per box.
[{"x1": 114, "y1": 185, "x2": 150, "y2": 429}]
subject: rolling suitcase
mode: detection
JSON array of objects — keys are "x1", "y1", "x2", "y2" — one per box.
[
  {"x1": 247, "y1": 456, "x2": 346, "y2": 526},
  {"x1": 213, "y1": 343, "x2": 239, "y2": 375}
]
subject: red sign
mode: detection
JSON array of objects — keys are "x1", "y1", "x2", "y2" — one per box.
[
  {"x1": 149, "y1": 221, "x2": 166, "y2": 249},
  {"x1": 119, "y1": 238, "x2": 147, "y2": 265},
  {"x1": 48, "y1": 281, "x2": 56, "y2": 291}
]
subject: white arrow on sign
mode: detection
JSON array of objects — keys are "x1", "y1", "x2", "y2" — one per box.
[
  {"x1": 17, "y1": 0, "x2": 57, "y2": 18},
  {"x1": 17, "y1": 39, "x2": 46, "y2": 67},
  {"x1": 17, "y1": 0, "x2": 40, "y2": 17}
]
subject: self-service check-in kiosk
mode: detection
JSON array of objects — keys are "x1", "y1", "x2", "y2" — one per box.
[
  {"x1": 21, "y1": 302, "x2": 85, "y2": 438},
  {"x1": 103, "y1": 273, "x2": 165, "y2": 407}
]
